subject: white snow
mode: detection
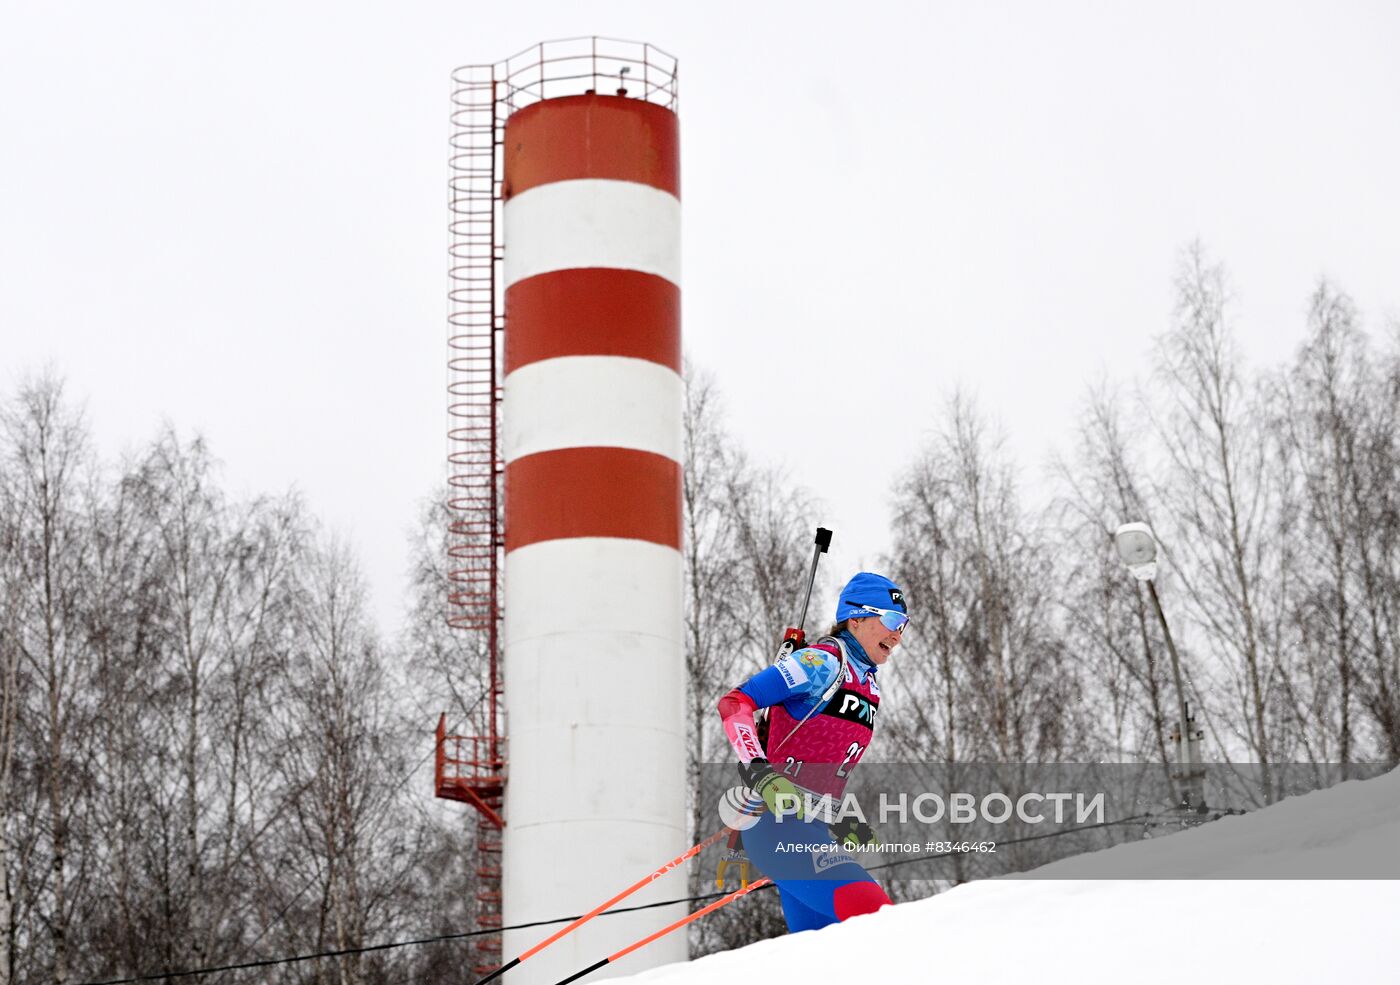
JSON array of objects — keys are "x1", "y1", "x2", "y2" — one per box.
[{"x1": 616, "y1": 767, "x2": 1400, "y2": 985}]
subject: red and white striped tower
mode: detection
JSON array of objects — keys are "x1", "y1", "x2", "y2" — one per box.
[{"x1": 500, "y1": 57, "x2": 685, "y2": 982}]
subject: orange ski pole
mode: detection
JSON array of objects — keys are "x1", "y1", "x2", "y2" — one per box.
[
  {"x1": 473, "y1": 826, "x2": 732, "y2": 985},
  {"x1": 551, "y1": 877, "x2": 774, "y2": 985}
]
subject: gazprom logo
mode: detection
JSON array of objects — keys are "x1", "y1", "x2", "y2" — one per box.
[
  {"x1": 776, "y1": 655, "x2": 809, "y2": 689},
  {"x1": 814, "y1": 850, "x2": 856, "y2": 874}
]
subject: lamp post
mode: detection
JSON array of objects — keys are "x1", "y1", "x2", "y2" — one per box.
[{"x1": 1114, "y1": 523, "x2": 1207, "y2": 814}]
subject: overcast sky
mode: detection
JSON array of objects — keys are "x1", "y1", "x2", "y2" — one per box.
[{"x1": 4, "y1": 2, "x2": 1398, "y2": 632}]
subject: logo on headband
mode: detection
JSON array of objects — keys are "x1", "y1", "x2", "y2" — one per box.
[{"x1": 888, "y1": 589, "x2": 906, "y2": 611}]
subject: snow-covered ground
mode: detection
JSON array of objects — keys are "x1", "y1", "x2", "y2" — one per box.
[{"x1": 619, "y1": 767, "x2": 1400, "y2": 985}]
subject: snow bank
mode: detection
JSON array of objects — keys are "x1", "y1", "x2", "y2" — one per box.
[{"x1": 616, "y1": 767, "x2": 1400, "y2": 985}]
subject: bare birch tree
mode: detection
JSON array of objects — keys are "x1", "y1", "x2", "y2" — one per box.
[
  {"x1": 1150, "y1": 244, "x2": 1285, "y2": 800},
  {"x1": 1267, "y1": 282, "x2": 1370, "y2": 768},
  {"x1": 1052, "y1": 385, "x2": 1177, "y2": 786},
  {"x1": 0, "y1": 413, "x2": 27, "y2": 985},
  {"x1": 1354, "y1": 326, "x2": 1400, "y2": 760},
  {"x1": 0, "y1": 376, "x2": 97, "y2": 984},
  {"x1": 888, "y1": 393, "x2": 1084, "y2": 764},
  {"x1": 271, "y1": 537, "x2": 420, "y2": 985}
]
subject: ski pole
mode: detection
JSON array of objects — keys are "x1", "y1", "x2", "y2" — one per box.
[
  {"x1": 551, "y1": 877, "x2": 773, "y2": 985},
  {"x1": 775, "y1": 526, "x2": 832, "y2": 661},
  {"x1": 473, "y1": 827, "x2": 733, "y2": 985}
]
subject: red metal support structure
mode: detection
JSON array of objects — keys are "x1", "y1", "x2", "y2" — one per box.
[{"x1": 443, "y1": 59, "x2": 507, "y2": 976}]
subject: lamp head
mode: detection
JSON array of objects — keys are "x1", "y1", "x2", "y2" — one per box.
[{"x1": 1114, "y1": 522, "x2": 1159, "y2": 581}]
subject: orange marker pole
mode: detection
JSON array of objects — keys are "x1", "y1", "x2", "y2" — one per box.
[
  {"x1": 473, "y1": 827, "x2": 731, "y2": 985},
  {"x1": 551, "y1": 877, "x2": 774, "y2": 985}
]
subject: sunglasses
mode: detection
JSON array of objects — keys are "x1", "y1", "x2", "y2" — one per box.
[{"x1": 848, "y1": 603, "x2": 910, "y2": 633}]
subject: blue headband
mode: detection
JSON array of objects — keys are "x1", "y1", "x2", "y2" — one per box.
[{"x1": 835, "y1": 572, "x2": 906, "y2": 622}]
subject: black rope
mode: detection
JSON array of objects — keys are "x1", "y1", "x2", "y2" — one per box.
[
  {"x1": 76, "y1": 810, "x2": 1184, "y2": 984},
  {"x1": 868, "y1": 812, "x2": 1155, "y2": 874},
  {"x1": 78, "y1": 892, "x2": 715, "y2": 985}
]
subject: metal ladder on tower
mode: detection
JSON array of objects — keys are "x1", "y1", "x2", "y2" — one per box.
[
  {"x1": 442, "y1": 61, "x2": 506, "y2": 977},
  {"x1": 435, "y1": 719, "x2": 505, "y2": 971}
]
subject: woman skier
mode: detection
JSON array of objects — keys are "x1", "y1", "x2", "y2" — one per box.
[{"x1": 715, "y1": 571, "x2": 908, "y2": 932}]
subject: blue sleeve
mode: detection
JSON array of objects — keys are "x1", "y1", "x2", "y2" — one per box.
[{"x1": 738, "y1": 646, "x2": 839, "y2": 709}]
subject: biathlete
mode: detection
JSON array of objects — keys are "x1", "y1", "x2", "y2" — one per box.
[{"x1": 715, "y1": 571, "x2": 908, "y2": 932}]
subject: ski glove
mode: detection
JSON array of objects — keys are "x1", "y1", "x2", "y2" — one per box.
[
  {"x1": 739, "y1": 758, "x2": 807, "y2": 820},
  {"x1": 716, "y1": 830, "x2": 752, "y2": 889},
  {"x1": 828, "y1": 816, "x2": 879, "y2": 850}
]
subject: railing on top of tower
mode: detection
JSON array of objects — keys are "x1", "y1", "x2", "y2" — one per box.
[{"x1": 491, "y1": 36, "x2": 678, "y2": 114}]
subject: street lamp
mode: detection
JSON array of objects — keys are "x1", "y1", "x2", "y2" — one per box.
[{"x1": 1114, "y1": 522, "x2": 1207, "y2": 813}]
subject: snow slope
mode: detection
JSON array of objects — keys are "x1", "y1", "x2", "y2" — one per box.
[{"x1": 618, "y1": 768, "x2": 1400, "y2": 985}]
